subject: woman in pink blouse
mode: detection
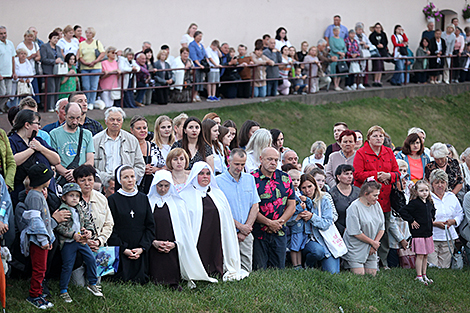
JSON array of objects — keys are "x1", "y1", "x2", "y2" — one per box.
[{"x1": 100, "y1": 46, "x2": 121, "y2": 108}]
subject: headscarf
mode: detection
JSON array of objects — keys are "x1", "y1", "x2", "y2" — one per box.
[
  {"x1": 179, "y1": 162, "x2": 248, "y2": 281},
  {"x1": 115, "y1": 165, "x2": 138, "y2": 197},
  {"x1": 147, "y1": 170, "x2": 217, "y2": 287}
]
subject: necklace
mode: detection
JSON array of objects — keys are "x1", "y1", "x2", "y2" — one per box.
[{"x1": 172, "y1": 172, "x2": 186, "y2": 185}]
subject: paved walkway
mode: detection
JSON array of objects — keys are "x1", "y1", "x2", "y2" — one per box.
[{"x1": 1, "y1": 81, "x2": 468, "y2": 130}]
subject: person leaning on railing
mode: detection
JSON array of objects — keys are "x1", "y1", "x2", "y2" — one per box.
[
  {"x1": 118, "y1": 48, "x2": 139, "y2": 108},
  {"x1": 153, "y1": 49, "x2": 174, "y2": 105},
  {"x1": 16, "y1": 29, "x2": 41, "y2": 104},
  {"x1": 40, "y1": 31, "x2": 64, "y2": 112},
  {"x1": 390, "y1": 25, "x2": 408, "y2": 86},
  {"x1": 429, "y1": 29, "x2": 447, "y2": 84},
  {"x1": 453, "y1": 27, "x2": 465, "y2": 83},
  {"x1": 250, "y1": 41, "x2": 274, "y2": 98},
  {"x1": 329, "y1": 26, "x2": 347, "y2": 91},
  {"x1": 413, "y1": 37, "x2": 431, "y2": 84}
]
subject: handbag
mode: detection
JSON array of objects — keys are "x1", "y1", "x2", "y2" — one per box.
[
  {"x1": 93, "y1": 246, "x2": 120, "y2": 276},
  {"x1": 369, "y1": 46, "x2": 380, "y2": 57},
  {"x1": 17, "y1": 81, "x2": 32, "y2": 95},
  {"x1": 110, "y1": 75, "x2": 121, "y2": 100},
  {"x1": 94, "y1": 40, "x2": 101, "y2": 59},
  {"x1": 446, "y1": 225, "x2": 464, "y2": 270},
  {"x1": 397, "y1": 247, "x2": 416, "y2": 269},
  {"x1": 360, "y1": 48, "x2": 371, "y2": 59},
  {"x1": 53, "y1": 63, "x2": 68, "y2": 75},
  {"x1": 399, "y1": 46, "x2": 408, "y2": 56},
  {"x1": 199, "y1": 58, "x2": 211, "y2": 73},
  {"x1": 349, "y1": 61, "x2": 361, "y2": 74},
  {"x1": 316, "y1": 197, "x2": 348, "y2": 258},
  {"x1": 337, "y1": 61, "x2": 349, "y2": 73},
  {"x1": 56, "y1": 127, "x2": 83, "y2": 187},
  {"x1": 390, "y1": 173, "x2": 406, "y2": 218}
]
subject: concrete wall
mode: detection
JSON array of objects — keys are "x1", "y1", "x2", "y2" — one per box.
[{"x1": 0, "y1": 0, "x2": 463, "y2": 57}]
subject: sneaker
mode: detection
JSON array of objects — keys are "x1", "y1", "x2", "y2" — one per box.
[
  {"x1": 87, "y1": 285, "x2": 103, "y2": 297},
  {"x1": 195, "y1": 95, "x2": 201, "y2": 102},
  {"x1": 41, "y1": 297, "x2": 54, "y2": 308},
  {"x1": 334, "y1": 86, "x2": 343, "y2": 91},
  {"x1": 214, "y1": 97, "x2": 221, "y2": 101},
  {"x1": 345, "y1": 86, "x2": 352, "y2": 91},
  {"x1": 206, "y1": 96, "x2": 214, "y2": 102},
  {"x1": 358, "y1": 83, "x2": 366, "y2": 90},
  {"x1": 415, "y1": 276, "x2": 428, "y2": 286},
  {"x1": 26, "y1": 296, "x2": 48, "y2": 309},
  {"x1": 423, "y1": 275, "x2": 434, "y2": 284},
  {"x1": 60, "y1": 292, "x2": 73, "y2": 303},
  {"x1": 42, "y1": 279, "x2": 51, "y2": 299},
  {"x1": 293, "y1": 265, "x2": 303, "y2": 270},
  {"x1": 87, "y1": 103, "x2": 94, "y2": 111},
  {"x1": 351, "y1": 83, "x2": 357, "y2": 90}
]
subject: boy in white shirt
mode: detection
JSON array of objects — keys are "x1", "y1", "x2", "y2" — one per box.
[{"x1": 205, "y1": 40, "x2": 221, "y2": 101}]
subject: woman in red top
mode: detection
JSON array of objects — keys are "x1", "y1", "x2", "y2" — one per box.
[
  {"x1": 390, "y1": 25, "x2": 409, "y2": 86},
  {"x1": 353, "y1": 125, "x2": 400, "y2": 268}
]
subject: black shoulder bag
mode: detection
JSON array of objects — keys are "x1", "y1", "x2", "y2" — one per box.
[
  {"x1": 56, "y1": 127, "x2": 83, "y2": 187},
  {"x1": 390, "y1": 172, "x2": 406, "y2": 218}
]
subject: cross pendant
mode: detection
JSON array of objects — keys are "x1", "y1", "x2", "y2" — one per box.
[{"x1": 130, "y1": 210, "x2": 135, "y2": 218}]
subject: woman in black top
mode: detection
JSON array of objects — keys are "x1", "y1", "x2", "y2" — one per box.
[
  {"x1": 171, "y1": 117, "x2": 213, "y2": 170},
  {"x1": 369, "y1": 23, "x2": 389, "y2": 87}
]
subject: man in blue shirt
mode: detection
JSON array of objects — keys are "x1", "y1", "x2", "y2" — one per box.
[
  {"x1": 217, "y1": 148, "x2": 260, "y2": 272},
  {"x1": 42, "y1": 98, "x2": 68, "y2": 133},
  {"x1": 324, "y1": 15, "x2": 349, "y2": 46}
]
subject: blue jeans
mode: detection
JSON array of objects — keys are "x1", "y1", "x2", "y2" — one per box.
[
  {"x1": 302, "y1": 240, "x2": 340, "y2": 274},
  {"x1": 81, "y1": 69, "x2": 101, "y2": 105},
  {"x1": 266, "y1": 80, "x2": 279, "y2": 96},
  {"x1": 60, "y1": 241, "x2": 97, "y2": 292},
  {"x1": 253, "y1": 85, "x2": 267, "y2": 97},
  {"x1": 135, "y1": 81, "x2": 147, "y2": 103},
  {"x1": 253, "y1": 232, "x2": 287, "y2": 270},
  {"x1": 391, "y1": 59, "x2": 404, "y2": 85}
]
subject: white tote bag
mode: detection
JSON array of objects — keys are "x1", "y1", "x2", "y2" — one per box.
[
  {"x1": 317, "y1": 196, "x2": 348, "y2": 258},
  {"x1": 349, "y1": 61, "x2": 361, "y2": 74}
]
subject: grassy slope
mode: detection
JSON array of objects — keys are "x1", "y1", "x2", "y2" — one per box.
[
  {"x1": 119, "y1": 92, "x2": 470, "y2": 161},
  {"x1": 8, "y1": 267, "x2": 470, "y2": 312}
]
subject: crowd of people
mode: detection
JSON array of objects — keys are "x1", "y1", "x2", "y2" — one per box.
[
  {"x1": 0, "y1": 17, "x2": 468, "y2": 112},
  {"x1": 0, "y1": 89, "x2": 469, "y2": 309}
]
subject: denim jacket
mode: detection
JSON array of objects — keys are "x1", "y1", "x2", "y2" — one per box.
[
  {"x1": 395, "y1": 151, "x2": 430, "y2": 181},
  {"x1": 20, "y1": 210, "x2": 55, "y2": 257},
  {"x1": 287, "y1": 193, "x2": 314, "y2": 234},
  {"x1": 305, "y1": 195, "x2": 335, "y2": 258}
]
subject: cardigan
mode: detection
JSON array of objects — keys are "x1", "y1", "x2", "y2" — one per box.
[{"x1": 39, "y1": 42, "x2": 64, "y2": 74}]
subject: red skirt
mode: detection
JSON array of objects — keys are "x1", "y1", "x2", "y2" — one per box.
[{"x1": 411, "y1": 236, "x2": 435, "y2": 255}]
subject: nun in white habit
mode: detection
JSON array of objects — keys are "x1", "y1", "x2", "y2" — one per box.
[
  {"x1": 147, "y1": 170, "x2": 217, "y2": 288},
  {"x1": 179, "y1": 161, "x2": 248, "y2": 281}
]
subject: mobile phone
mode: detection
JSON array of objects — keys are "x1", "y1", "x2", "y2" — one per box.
[{"x1": 29, "y1": 130, "x2": 37, "y2": 141}]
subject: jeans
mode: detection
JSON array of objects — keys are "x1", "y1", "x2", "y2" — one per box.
[
  {"x1": 266, "y1": 80, "x2": 279, "y2": 96},
  {"x1": 391, "y1": 59, "x2": 404, "y2": 85},
  {"x1": 135, "y1": 81, "x2": 147, "y2": 103},
  {"x1": 60, "y1": 241, "x2": 97, "y2": 292},
  {"x1": 252, "y1": 232, "x2": 287, "y2": 270},
  {"x1": 123, "y1": 80, "x2": 136, "y2": 108},
  {"x1": 254, "y1": 86, "x2": 267, "y2": 97},
  {"x1": 81, "y1": 69, "x2": 101, "y2": 105},
  {"x1": 302, "y1": 240, "x2": 340, "y2": 274}
]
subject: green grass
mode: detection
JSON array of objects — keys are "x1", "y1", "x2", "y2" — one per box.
[
  {"x1": 8, "y1": 267, "x2": 470, "y2": 312},
  {"x1": 116, "y1": 92, "x2": 470, "y2": 160}
]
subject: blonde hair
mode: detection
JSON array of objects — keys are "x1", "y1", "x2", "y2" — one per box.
[
  {"x1": 16, "y1": 48, "x2": 28, "y2": 55},
  {"x1": 23, "y1": 30, "x2": 35, "y2": 38},
  {"x1": 173, "y1": 113, "x2": 188, "y2": 128},
  {"x1": 310, "y1": 140, "x2": 326, "y2": 154},
  {"x1": 366, "y1": 125, "x2": 385, "y2": 141},
  {"x1": 153, "y1": 115, "x2": 175, "y2": 148},
  {"x1": 166, "y1": 148, "x2": 189, "y2": 170},
  {"x1": 105, "y1": 46, "x2": 116, "y2": 54},
  {"x1": 246, "y1": 129, "x2": 272, "y2": 162},
  {"x1": 63, "y1": 25, "x2": 73, "y2": 34},
  {"x1": 85, "y1": 27, "x2": 96, "y2": 36},
  {"x1": 156, "y1": 49, "x2": 167, "y2": 61},
  {"x1": 396, "y1": 159, "x2": 408, "y2": 170}
]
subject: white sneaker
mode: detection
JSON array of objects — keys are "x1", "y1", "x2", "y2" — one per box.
[
  {"x1": 334, "y1": 86, "x2": 343, "y2": 91},
  {"x1": 351, "y1": 83, "x2": 357, "y2": 90},
  {"x1": 444, "y1": 80, "x2": 450, "y2": 84},
  {"x1": 87, "y1": 103, "x2": 94, "y2": 111},
  {"x1": 358, "y1": 83, "x2": 365, "y2": 89},
  {"x1": 345, "y1": 86, "x2": 352, "y2": 91}
]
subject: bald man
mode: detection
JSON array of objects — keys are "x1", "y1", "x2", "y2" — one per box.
[{"x1": 250, "y1": 147, "x2": 295, "y2": 270}]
